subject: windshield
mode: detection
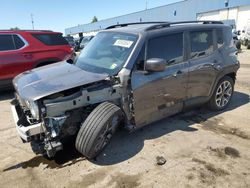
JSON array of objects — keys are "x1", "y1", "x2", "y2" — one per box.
[
  {"x1": 76, "y1": 32, "x2": 138, "y2": 75},
  {"x1": 81, "y1": 36, "x2": 92, "y2": 45}
]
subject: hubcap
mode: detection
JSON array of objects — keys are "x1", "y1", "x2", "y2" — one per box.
[
  {"x1": 215, "y1": 80, "x2": 232, "y2": 108},
  {"x1": 94, "y1": 115, "x2": 120, "y2": 152}
]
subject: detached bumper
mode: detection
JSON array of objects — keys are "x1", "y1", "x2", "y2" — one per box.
[{"x1": 11, "y1": 102, "x2": 43, "y2": 142}]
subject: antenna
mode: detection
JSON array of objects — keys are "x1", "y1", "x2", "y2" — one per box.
[{"x1": 31, "y1": 14, "x2": 34, "y2": 30}]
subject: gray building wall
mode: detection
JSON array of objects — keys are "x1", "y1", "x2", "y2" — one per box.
[{"x1": 65, "y1": 0, "x2": 250, "y2": 35}]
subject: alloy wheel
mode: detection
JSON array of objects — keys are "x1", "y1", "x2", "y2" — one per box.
[
  {"x1": 94, "y1": 115, "x2": 120, "y2": 152},
  {"x1": 215, "y1": 80, "x2": 232, "y2": 108}
]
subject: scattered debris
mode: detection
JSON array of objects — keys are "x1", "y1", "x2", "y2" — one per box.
[
  {"x1": 191, "y1": 157, "x2": 230, "y2": 184},
  {"x1": 156, "y1": 156, "x2": 166, "y2": 165},
  {"x1": 186, "y1": 173, "x2": 195, "y2": 180},
  {"x1": 207, "y1": 146, "x2": 227, "y2": 158},
  {"x1": 204, "y1": 163, "x2": 230, "y2": 176},
  {"x1": 207, "y1": 146, "x2": 240, "y2": 158},
  {"x1": 225, "y1": 147, "x2": 240, "y2": 158},
  {"x1": 192, "y1": 158, "x2": 206, "y2": 165}
]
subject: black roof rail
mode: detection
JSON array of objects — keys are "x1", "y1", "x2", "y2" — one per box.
[
  {"x1": 0, "y1": 29, "x2": 53, "y2": 32},
  {"x1": 105, "y1": 22, "x2": 168, "y2": 30},
  {"x1": 145, "y1": 20, "x2": 224, "y2": 31}
]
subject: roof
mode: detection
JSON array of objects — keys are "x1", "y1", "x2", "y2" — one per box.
[
  {"x1": 106, "y1": 23, "x2": 164, "y2": 34},
  {"x1": 0, "y1": 30, "x2": 61, "y2": 34},
  {"x1": 104, "y1": 21, "x2": 226, "y2": 34}
]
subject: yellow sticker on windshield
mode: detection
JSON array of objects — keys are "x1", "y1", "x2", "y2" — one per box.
[{"x1": 110, "y1": 63, "x2": 118, "y2": 69}]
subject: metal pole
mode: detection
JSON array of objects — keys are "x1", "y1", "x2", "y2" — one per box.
[
  {"x1": 31, "y1": 14, "x2": 34, "y2": 30},
  {"x1": 145, "y1": 0, "x2": 148, "y2": 10}
]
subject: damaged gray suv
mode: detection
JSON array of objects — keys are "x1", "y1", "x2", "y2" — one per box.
[{"x1": 11, "y1": 21, "x2": 239, "y2": 158}]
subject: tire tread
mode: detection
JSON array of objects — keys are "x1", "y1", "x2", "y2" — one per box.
[{"x1": 75, "y1": 102, "x2": 121, "y2": 158}]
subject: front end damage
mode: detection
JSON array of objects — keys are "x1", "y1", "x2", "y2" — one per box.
[{"x1": 11, "y1": 80, "x2": 123, "y2": 158}]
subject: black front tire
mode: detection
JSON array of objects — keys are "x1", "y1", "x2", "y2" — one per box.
[
  {"x1": 75, "y1": 102, "x2": 123, "y2": 159},
  {"x1": 208, "y1": 76, "x2": 234, "y2": 111},
  {"x1": 247, "y1": 43, "x2": 250, "y2": 49},
  {"x1": 245, "y1": 40, "x2": 250, "y2": 49}
]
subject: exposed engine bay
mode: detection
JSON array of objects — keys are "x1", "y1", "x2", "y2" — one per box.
[{"x1": 12, "y1": 79, "x2": 128, "y2": 157}]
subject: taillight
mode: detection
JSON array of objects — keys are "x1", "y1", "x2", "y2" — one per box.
[{"x1": 229, "y1": 51, "x2": 239, "y2": 64}]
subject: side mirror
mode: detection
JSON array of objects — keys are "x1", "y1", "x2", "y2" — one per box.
[
  {"x1": 242, "y1": 30, "x2": 245, "y2": 33},
  {"x1": 145, "y1": 58, "x2": 166, "y2": 72}
]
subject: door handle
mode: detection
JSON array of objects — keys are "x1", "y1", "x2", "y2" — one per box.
[
  {"x1": 173, "y1": 70, "x2": 182, "y2": 77},
  {"x1": 23, "y1": 53, "x2": 33, "y2": 59},
  {"x1": 202, "y1": 63, "x2": 214, "y2": 68}
]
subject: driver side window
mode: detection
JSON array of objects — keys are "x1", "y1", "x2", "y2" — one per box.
[{"x1": 147, "y1": 33, "x2": 184, "y2": 66}]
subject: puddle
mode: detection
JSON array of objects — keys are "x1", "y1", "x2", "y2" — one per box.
[
  {"x1": 191, "y1": 157, "x2": 230, "y2": 184},
  {"x1": 108, "y1": 172, "x2": 141, "y2": 188},
  {"x1": 3, "y1": 141, "x2": 85, "y2": 171},
  {"x1": 202, "y1": 122, "x2": 249, "y2": 140},
  {"x1": 72, "y1": 168, "x2": 108, "y2": 187},
  {"x1": 181, "y1": 112, "x2": 250, "y2": 140}
]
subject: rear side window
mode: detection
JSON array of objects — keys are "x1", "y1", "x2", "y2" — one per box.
[
  {"x1": 13, "y1": 35, "x2": 25, "y2": 49},
  {"x1": 216, "y1": 29, "x2": 224, "y2": 48},
  {"x1": 147, "y1": 33, "x2": 183, "y2": 66},
  {"x1": 0, "y1": 34, "x2": 15, "y2": 51},
  {"x1": 190, "y1": 30, "x2": 213, "y2": 59},
  {"x1": 32, "y1": 33, "x2": 68, "y2": 46}
]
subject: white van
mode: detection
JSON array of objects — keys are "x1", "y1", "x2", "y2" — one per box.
[{"x1": 241, "y1": 20, "x2": 250, "y2": 49}]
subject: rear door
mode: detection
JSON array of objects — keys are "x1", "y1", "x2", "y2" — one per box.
[
  {"x1": 187, "y1": 29, "x2": 222, "y2": 100},
  {"x1": 0, "y1": 34, "x2": 28, "y2": 81},
  {"x1": 131, "y1": 32, "x2": 189, "y2": 127},
  {"x1": 31, "y1": 33, "x2": 72, "y2": 61}
]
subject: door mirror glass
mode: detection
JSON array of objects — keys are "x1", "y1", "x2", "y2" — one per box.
[{"x1": 145, "y1": 58, "x2": 165, "y2": 72}]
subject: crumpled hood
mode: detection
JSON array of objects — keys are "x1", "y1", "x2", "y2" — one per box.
[{"x1": 13, "y1": 61, "x2": 108, "y2": 101}]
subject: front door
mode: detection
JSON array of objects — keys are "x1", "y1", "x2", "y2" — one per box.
[{"x1": 131, "y1": 32, "x2": 188, "y2": 127}]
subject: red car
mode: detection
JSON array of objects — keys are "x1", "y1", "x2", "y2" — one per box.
[{"x1": 0, "y1": 30, "x2": 74, "y2": 90}]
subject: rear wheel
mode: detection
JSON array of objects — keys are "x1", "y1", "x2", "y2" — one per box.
[
  {"x1": 208, "y1": 76, "x2": 234, "y2": 111},
  {"x1": 236, "y1": 41, "x2": 241, "y2": 50},
  {"x1": 247, "y1": 42, "x2": 250, "y2": 49},
  {"x1": 75, "y1": 102, "x2": 123, "y2": 159}
]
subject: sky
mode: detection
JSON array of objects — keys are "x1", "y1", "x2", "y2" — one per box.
[{"x1": 0, "y1": 0, "x2": 180, "y2": 34}]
